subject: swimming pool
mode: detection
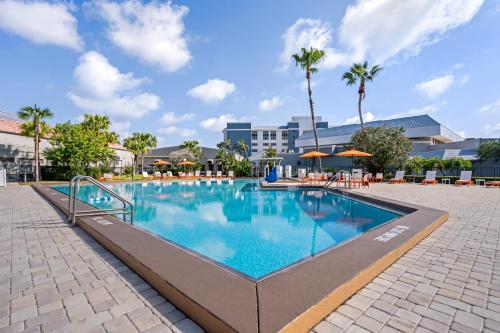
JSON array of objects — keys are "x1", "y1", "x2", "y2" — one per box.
[{"x1": 53, "y1": 180, "x2": 401, "y2": 279}]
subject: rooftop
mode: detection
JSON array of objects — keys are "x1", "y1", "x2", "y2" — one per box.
[{"x1": 299, "y1": 115, "x2": 446, "y2": 140}]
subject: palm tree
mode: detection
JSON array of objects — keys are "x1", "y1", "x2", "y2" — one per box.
[
  {"x1": 236, "y1": 139, "x2": 248, "y2": 158},
  {"x1": 342, "y1": 62, "x2": 383, "y2": 129},
  {"x1": 217, "y1": 139, "x2": 232, "y2": 154},
  {"x1": 292, "y1": 47, "x2": 325, "y2": 171},
  {"x1": 123, "y1": 133, "x2": 157, "y2": 176},
  {"x1": 80, "y1": 113, "x2": 119, "y2": 143},
  {"x1": 17, "y1": 104, "x2": 53, "y2": 181},
  {"x1": 180, "y1": 140, "x2": 202, "y2": 161}
]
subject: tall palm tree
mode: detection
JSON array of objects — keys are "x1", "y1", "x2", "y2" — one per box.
[
  {"x1": 123, "y1": 133, "x2": 157, "y2": 176},
  {"x1": 236, "y1": 139, "x2": 248, "y2": 158},
  {"x1": 80, "y1": 113, "x2": 119, "y2": 143},
  {"x1": 292, "y1": 47, "x2": 325, "y2": 171},
  {"x1": 180, "y1": 140, "x2": 202, "y2": 161},
  {"x1": 342, "y1": 62, "x2": 383, "y2": 129},
  {"x1": 17, "y1": 104, "x2": 53, "y2": 181}
]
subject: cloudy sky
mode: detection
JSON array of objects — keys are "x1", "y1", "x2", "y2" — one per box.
[{"x1": 0, "y1": 0, "x2": 499, "y2": 146}]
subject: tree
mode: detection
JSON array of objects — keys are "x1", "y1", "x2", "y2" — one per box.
[
  {"x1": 180, "y1": 140, "x2": 202, "y2": 161},
  {"x1": 292, "y1": 47, "x2": 325, "y2": 171},
  {"x1": 477, "y1": 141, "x2": 500, "y2": 161},
  {"x1": 215, "y1": 140, "x2": 252, "y2": 177},
  {"x1": 123, "y1": 133, "x2": 157, "y2": 174},
  {"x1": 350, "y1": 126, "x2": 412, "y2": 172},
  {"x1": 44, "y1": 121, "x2": 117, "y2": 179},
  {"x1": 342, "y1": 62, "x2": 383, "y2": 129},
  {"x1": 264, "y1": 146, "x2": 277, "y2": 158},
  {"x1": 80, "y1": 114, "x2": 119, "y2": 144},
  {"x1": 236, "y1": 139, "x2": 249, "y2": 158},
  {"x1": 17, "y1": 104, "x2": 53, "y2": 181}
]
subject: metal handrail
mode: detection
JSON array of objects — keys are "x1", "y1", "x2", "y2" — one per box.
[
  {"x1": 68, "y1": 175, "x2": 134, "y2": 225},
  {"x1": 323, "y1": 170, "x2": 350, "y2": 189}
]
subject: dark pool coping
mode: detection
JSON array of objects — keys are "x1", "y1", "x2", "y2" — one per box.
[{"x1": 33, "y1": 183, "x2": 448, "y2": 333}]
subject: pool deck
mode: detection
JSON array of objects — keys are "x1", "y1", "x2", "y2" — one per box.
[{"x1": 0, "y1": 183, "x2": 499, "y2": 332}]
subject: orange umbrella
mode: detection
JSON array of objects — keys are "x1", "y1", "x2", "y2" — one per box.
[
  {"x1": 335, "y1": 149, "x2": 373, "y2": 157},
  {"x1": 335, "y1": 149, "x2": 373, "y2": 171},
  {"x1": 154, "y1": 160, "x2": 171, "y2": 166},
  {"x1": 299, "y1": 151, "x2": 330, "y2": 158},
  {"x1": 177, "y1": 161, "x2": 195, "y2": 166}
]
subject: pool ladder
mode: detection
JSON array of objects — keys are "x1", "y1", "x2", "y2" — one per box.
[
  {"x1": 68, "y1": 175, "x2": 134, "y2": 225},
  {"x1": 323, "y1": 170, "x2": 349, "y2": 189}
]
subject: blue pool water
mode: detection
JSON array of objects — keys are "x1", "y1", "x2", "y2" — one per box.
[{"x1": 53, "y1": 180, "x2": 401, "y2": 279}]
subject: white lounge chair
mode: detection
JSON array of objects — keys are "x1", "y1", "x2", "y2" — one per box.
[
  {"x1": 228, "y1": 170, "x2": 234, "y2": 179},
  {"x1": 421, "y1": 171, "x2": 437, "y2": 185},
  {"x1": 204, "y1": 170, "x2": 212, "y2": 178},
  {"x1": 216, "y1": 171, "x2": 223, "y2": 178},
  {"x1": 374, "y1": 173, "x2": 384, "y2": 182},
  {"x1": 389, "y1": 171, "x2": 406, "y2": 184},
  {"x1": 455, "y1": 171, "x2": 473, "y2": 186},
  {"x1": 142, "y1": 172, "x2": 152, "y2": 179},
  {"x1": 194, "y1": 170, "x2": 200, "y2": 178}
]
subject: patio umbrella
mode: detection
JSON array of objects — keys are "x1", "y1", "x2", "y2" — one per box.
[
  {"x1": 335, "y1": 149, "x2": 373, "y2": 171},
  {"x1": 299, "y1": 151, "x2": 330, "y2": 172},
  {"x1": 177, "y1": 161, "x2": 195, "y2": 166},
  {"x1": 154, "y1": 160, "x2": 171, "y2": 166}
]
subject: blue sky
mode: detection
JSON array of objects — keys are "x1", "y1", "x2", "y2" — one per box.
[{"x1": 1, "y1": 0, "x2": 499, "y2": 147}]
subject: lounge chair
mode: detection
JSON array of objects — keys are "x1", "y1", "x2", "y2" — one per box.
[
  {"x1": 142, "y1": 172, "x2": 153, "y2": 179},
  {"x1": 154, "y1": 171, "x2": 161, "y2": 179},
  {"x1": 373, "y1": 173, "x2": 384, "y2": 183},
  {"x1": 485, "y1": 181, "x2": 500, "y2": 188},
  {"x1": 162, "y1": 171, "x2": 174, "y2": 179},
  {"x1": 204, "y1": 170, "x2": 212, "y2": 178},
  {"x1": 421, "y1": 171, "x2": 437, "y2": 185},
  {"x1": 455, "y1": 171, "x2": 473, "y2": 186},
  {"x1": 216, "y1": 171, "x2": 223, "y2": 179},
  {"x1": 389, "y1": 171, "x2": 406, "y2": 184},
  {"x1": 186, "y1": 172, "x2": 194, "y2": 179},
  {"x1": 228, "y1": 171, "x2": 234, "y2": 179},
  {"x1": 178, "y1": 172, "x2": 186, "y2": 179},
  {"x1": 194, "y1": 170, "x2": 201, "y2": 178},
  {"x1": 99, "y1": 173, "x2": 113, "y2": 182}
]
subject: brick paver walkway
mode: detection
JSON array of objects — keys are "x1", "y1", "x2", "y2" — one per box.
[
  {"x1": 1, "y1": 183, "x2": 499, "y2": 333},
  {"x1": 313, "y1": 184, "x2": 500, "y2": 333},
  {"x1": 0, "y1": 184, "x2": 203, "y2": 333}
]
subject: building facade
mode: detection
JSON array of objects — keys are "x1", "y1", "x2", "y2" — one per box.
[
  {"x1": 223, "y1": 116, "x2": 328, "y2": 156},
  {"x1": 0, "y1": 112, "x2": 134, "y2": 181},
  {"x1": 295, "y1": 115, "x2": 464, "y2": 153}
]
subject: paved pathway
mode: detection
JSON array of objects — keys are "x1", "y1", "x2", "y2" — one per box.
[
  {"x1": 0, "y1": 184, "x2": 203, "y2": 333},
  {"x1": 313, "y1": 184, "x2": 500, "y2": 333},
  {"x1": 1, "y1": 183, "x2": 499, "y2": 333}
]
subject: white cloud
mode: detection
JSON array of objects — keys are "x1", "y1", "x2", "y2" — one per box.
[
  {"x1": 160, "y1": 112, "x2": 195, "y2": 125},
  {"x1": 414, "y1": 75, "x2": 455, "y2": 99},
  {"x1": 157, "y1": 126, "x2": 196, "y2": 138},
  {"x1": 258, "y1": 96, "x2": 284, "y2": 112},
  {"x1": 339, "y1": 0, "x2": 484, "y2": 64},
  {"x1": 89, "y1": 0, "x2": 191, "y2": 72},
  {"x1": 199, "y1": 113, "x2": 247, "y2": 132},
  {"x1": 110, "y1": 120, "x2": 131, "y2": 139},
  {"x1": 484, "y1": 123, "x2": 500, "y2": 137},
  {"x1": 460, "y1": 75, "x2": 470, "y2": 85},
  {"x1": 67, "y1": 51, "x2": 160, "y2": 119},
  {"x1": 478, "y1": 99, "x2": 500, "y2": 113},
  {"x1": 342, "y1": 112, "x2": 377, "y2": 125},
  {"x1": 187, "y1": 79, "x2": 236, "y2": 104},
  {"x1": 280, "y1": 18, "x2": 348, "y2": 70},
  {"x1": 0, "y1": 0, "x2": 82, "y2": 50}
]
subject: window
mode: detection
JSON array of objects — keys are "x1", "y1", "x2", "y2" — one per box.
[
  {"x1": 270, "y1": 131, "x2": 276, "y2": 140},
  {"x1": 252, "y1": 149, "x2": 258, "y2": 153},
  {"x1": 263, "y1": 143, "x2": 269, "y2": 146},
  {"x1": 263, "y1": 131, "x2": 269, "y2": 140},
  {"x1": 282, "y1": 131, "x2": 288, "y2": 140},
  {"x1": 251, "y1": 143, "x2": 258, "y2": 146},
  {"x1": 271, "y1": 143, "x2": 276, "y2": 147},
  {"x1": 282, "y1": 142, "x2": 288, "y2": 146},
  {"x1": 252, "y1": 131, "x2": 258, "y2": 140},
  {"x1": 282, "y1": 149, "x2": 287, "y2": 153}
]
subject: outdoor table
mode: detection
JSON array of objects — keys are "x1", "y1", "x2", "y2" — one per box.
[
  {"x1": 442, "y1": 178, "x2": 451, "y2": 184},
  {"x1": 475, "y1": 179, "x2": 486, "y2": 186}
]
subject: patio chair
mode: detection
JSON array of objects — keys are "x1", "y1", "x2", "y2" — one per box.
[
  {"x1": 99, "y1": 173, "x2": 114, "y2": 182},
  {"x1": 194, "y1": 170, "x2": 201, "y2": 178},
  {"x1": 154, "y1": 171, "x2": 161, "y2": 179},
  {"x1": 373, "y1": 173, "x2": 384, "y2": 183},
  {"x1": 389, "y1": 171, "x2": 406, "y2": 184},
  {"x1": 216, "y1": 171, "x2": 223, "y2": 178},
  {"x1": 162, "y1": 171, "x2": 174, "y2": 179},
  {"x1": 186, "y1": 172, "x2": 194, "y2": 179},
  {"x1": 455, "y1": 171, "x2": 473, "y2": 186},
  {"x1": 204, "y1": 170, "x2": 212, "y2": 178},
  {"x1": 421, "y1": 171, "x2": 437, "y2": 185},
  {"x1": 485, "y1": 181, "x2": 500, "y2": 188},
  {"x1": 142, "y1": 172, "x2": 152, "y2": 179},
  {"x1": 178, "y1": 172, "x2": 186, "y2": 179},
  {"x1": 228, "y1": 171, "x2": 234, "y2": 179}
]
